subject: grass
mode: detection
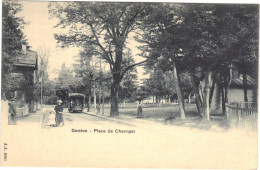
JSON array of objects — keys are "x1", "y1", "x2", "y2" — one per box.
[
  {"x1": 118, "y1": 103, "x2": 229, "y2": 130},
  {"x1": 118, "y1": 103, "x2": 198, "y2": 119},
  {"x1": 85, "y1": 102, "x2": 228, "y2": 130}
]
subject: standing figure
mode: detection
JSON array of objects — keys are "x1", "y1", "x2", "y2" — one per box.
[
  {"x1": 48, "y1": 111, "x2": 56, "y2": 127},
  {"x1": 54, "y1": 100, "x2": 64, "y2": 127},
  {"x1": 96, "y1": 104, "x2": 100, "y2": 114},
  {"x1": 137, "y1": 101, "x2": 143, "y2": 118},
  {"x1": 8, "y1": 99, "x2": 17, "y2": 125}
]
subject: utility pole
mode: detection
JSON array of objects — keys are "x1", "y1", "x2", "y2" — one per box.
[
  {"x1": 39, "y1": 77, "x2": 43, "y2": 105},
  {"x1": 91, "y1": 59, "x2": 96, "y2": 110},
  {"x1": 99, "y1": 57, "x2": 102, "y2": 106},
  {"x1": 102, "y1": 63, "x2": 105, "y2": 115}
]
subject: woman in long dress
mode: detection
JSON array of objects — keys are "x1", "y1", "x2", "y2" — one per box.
[{"x1": 54, "y1": 100, "x2": 64, "y2": 127}]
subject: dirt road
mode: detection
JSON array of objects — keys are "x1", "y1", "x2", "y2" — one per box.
[{"x1": 0, "y1": 105, "x2": 257, "y2": 169}]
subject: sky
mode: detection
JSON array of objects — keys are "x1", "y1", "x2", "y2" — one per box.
[
  {"x1": 18, "y1": 2, "x2": 80, "y2": 80},
  {"x1": 17, "y1": 1, "x2": 148, "y2": 82}
]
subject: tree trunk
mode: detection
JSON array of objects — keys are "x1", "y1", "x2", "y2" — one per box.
[
  {"x1": 102, "y1": 88, "x2": 104, "y2": 115},
  {"x1": 110, "y1": 76, "x2": 120, "y2": 116},
  {"x1": 109, "y1": 43, "x2": 124, "y2": 116},
  {"x1": 88, "y1": 95, "x2": 91, "y2": 112},
  {"x1": 189, "y1": 71, "x2": 203, "y2": 116},
  {"x1": 93, "y1": 84, "x2": 96, "y2": 110},
  {"x1": 223, "y1": 76, "x2": 229, "y2": 114},
  {"x1": 172, "y1": 62, "x2": 185, "y2": 119},
  {"x1": 224, "y1": 86, "x2": 228, "y2": 104},
  {"x1": 99, "y1": 84, "x2": 102, "y2": 106},
  {"x1": 203, "y1": 71, "x2": 212, "y2": 120},
  {"x1": 87, "y1": 87, "x2": 91, "y2": 112},
  {"x1": 242, "y1": 71, "x2": 248, "y2": 103},
  {"x1": 209, "y1": 71, "x2": 217, "y2": 107},
  {"x1": 219, "y1": 72, "x2": 228, "y2": 115},
  {"x1": 162, "y1": 95, "x2": 164, "y2": 105},
  {"x1": 220, "y1": 82, "x2": 226, "y2": 115}
]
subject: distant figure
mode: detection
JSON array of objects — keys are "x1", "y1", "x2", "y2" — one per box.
[
  {"x1": 75, "y1": 98, "x2": 79, "y2": 106},
  {"x1": 48, "y1": 111, "x2": 56, "y2": 127},
  {"x1": 54, "y1": 100, "x2": 64, "y2": 127},
  {"x1": 137, "y1": 102, "x2": 143, "y2": 118},
  {"x1": 8, "y1": 98, "x2": 17, "y2": 125},
  {"x1": 70, "y1": 100, "x2": 75, "y2": 108},
  {"x1": 96, "y1": 105, "x2": 100, "y2": 114}
]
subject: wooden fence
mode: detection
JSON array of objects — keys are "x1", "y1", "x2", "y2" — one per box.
[{"x1": 226, "y1": 102, "x2": 257, "y2": 130}]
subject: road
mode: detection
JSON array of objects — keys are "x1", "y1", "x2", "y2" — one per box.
[
  {"x1": 1, "y1": 105, "x2": 257, "y2": 169},
  {"x1": 17, "y1": 105, "x2": 133, "y2": 129}
]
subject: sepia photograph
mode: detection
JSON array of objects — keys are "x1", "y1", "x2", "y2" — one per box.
[{"x1": 0, "y1": 0, "x2": 259, "y2": 169}]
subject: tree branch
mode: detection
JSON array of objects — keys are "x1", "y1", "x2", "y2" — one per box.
[
  {"x1": 88, "y1": 22, "x2": 114, "y2": 66},
  {"x1": 121, "y1": 5, "x2": 147, "y2": 36},
  {"x1": 119, "y1": 59, "x2": 147, "y2": 80}
]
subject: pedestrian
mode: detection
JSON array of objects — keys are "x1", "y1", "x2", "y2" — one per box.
[
  {"x1": 137, "y1": 101, "x2": 143, "y2": 118},
  {"x1": 8, "y1": 98, "x2": 17, "y2": 125},
  {"x1": 54, "y1": 100, "x2": 64, "y2": 127},
  {"x1": 96, "y1": 104, "x2": 100, "y2": 114},
  {"x1": 48, "y1": 111, "x2": 56, "y2": 127}
]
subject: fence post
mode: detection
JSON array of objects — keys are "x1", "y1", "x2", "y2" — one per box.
[{"x1": 237, "y1": 103, "x2": 240, "y2": 126}]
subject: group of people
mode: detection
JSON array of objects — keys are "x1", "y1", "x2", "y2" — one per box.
[{"x1": 47, "y1": 100, "x2": 65, "y2": 127}]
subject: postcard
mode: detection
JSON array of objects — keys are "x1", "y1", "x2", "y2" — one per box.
[{"x1": 1, "y1": 1, "x2": 258, "y2": 169}]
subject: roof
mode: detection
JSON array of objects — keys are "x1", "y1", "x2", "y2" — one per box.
[
  {"x1": 229, "y1": 75, "x2": 256, "y2": 89},
  {"x1": 13, "y1": 51, "x2": 37, "y2": 68}
]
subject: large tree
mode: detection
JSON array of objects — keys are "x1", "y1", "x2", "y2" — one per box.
[
  {"x1": 230, "y1": 5, "x2": 259, "y2": 103},
  {"x1": 181, "y1": 4, "x2": 259, "y2": 118},
  {"x1": 49, "y1": 2, "x2": 150, "y2": 116},
  {"x1": 2, "y1": 1, "x2": 27, "y2": 99},
  {"x1": 138, "y1": 3, "x2": 258, "y2": 120},
  {"x1": 137, "y1": 3, "x2": 187, "y2": 119}
]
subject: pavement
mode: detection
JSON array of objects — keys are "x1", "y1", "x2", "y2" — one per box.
[{"x1": 15, "y1": 106, "x2": 129, "y2": 128}]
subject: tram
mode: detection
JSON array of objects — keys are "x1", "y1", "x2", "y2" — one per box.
[{"x1": 68, "y1": 93, "x2": 85, "y2": 113}]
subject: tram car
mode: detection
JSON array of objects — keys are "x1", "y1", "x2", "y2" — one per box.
[{"x1": 68, "y1": 93, "x2": 85, "y2": 113}]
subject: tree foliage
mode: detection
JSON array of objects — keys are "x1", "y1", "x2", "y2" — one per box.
[
  {"x1": 2, "y1": 1, "x2": 27, "y2": 99},
  {"x1": 49, "y1": 2, "x2": 151, "y2": 116},
  {"x1": 138, "y1": 3, "x2": 258, "y2": 119}
]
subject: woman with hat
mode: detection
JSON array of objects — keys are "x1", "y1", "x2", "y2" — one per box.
[{"x1": 54, "y1": 100, "x2": 64, "y2": 127}]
